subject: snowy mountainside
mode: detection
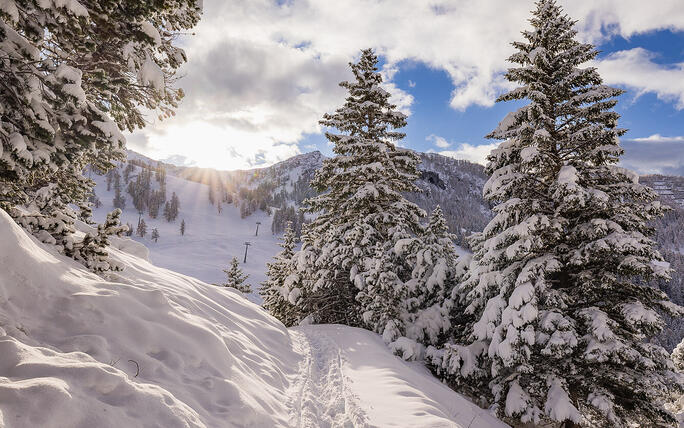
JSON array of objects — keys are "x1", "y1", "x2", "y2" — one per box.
[
  {"x1": 410, "y1": 152, "x2": 490, "y2": 245},
  {"x1": 0, "y1": 208, "x2": 508, "y2": 428},
  {"x1": 161, "y1": 150, "x2": 491, "y2": 246},
  {"x1": 643, "y1": 175, "x2": 684, "y2": 349},
  {"x1": 89, "y1": 160, "x2": 282, "y2": 304}
]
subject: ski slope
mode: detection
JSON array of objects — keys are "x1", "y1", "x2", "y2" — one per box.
[
  {"x1": 90, "y1": 162, "x2": 281, "y2": 304},
  {"x1": 0, "y1": 208, "x2": 507, "y2": 428}
]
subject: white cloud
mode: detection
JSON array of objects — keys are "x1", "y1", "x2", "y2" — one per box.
[
  {"x1": 633, "y1": 134, "x2": 684, "y2": 143},
  {"x1": 593, "y1": 49, "x2": 684, "y2": 109},
  {"x1": 380, "y1": 64, "x2": 414, "y2": 116},
  {"x1": 438, "y1": 142, "x2": 500, "y2": 165},
  {"x1": 133, "y1": 0, "x2": 684, "y2": 169},
  {"x1": 426, "y1": 134, "x2": 451, "y2": 148}
]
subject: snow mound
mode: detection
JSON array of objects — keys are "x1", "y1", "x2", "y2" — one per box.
[
  {"x1": 0, "y1": 208, "x2": 297, "y2": 427},
  {"x1": 0, "y1": 209, "x2": 507, "y2": 427}
]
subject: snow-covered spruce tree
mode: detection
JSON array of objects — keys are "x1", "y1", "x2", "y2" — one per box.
[
  {"x1": 136, "y1": 218, "x2": 147, "y2": 237},
  {"x1": 0, "y1": 0, "x2": 200, "y2": 269},
  {"x1": 78, "y1": 201, "x2": 94, "y2": 225},
  {"x1": 217, "y1": 257, "x2": 251, "y2": 293},
  {"x1": 74, "y1": 208, "x2": 127, "y2": 273},
  {"x1": 359, "y1": 238, "x2": 409, "y2": 345},
  {"x1": 668, "y1": 339, "x2": 684, "y2": 417},
  {"x1": 361, "y1": 205, "x2": 459, "y2": 361},
  {"x1": 387, "y1": 206, "x2": 458, "y2": 360},
  {"x1": 261, "y1": 222, "x2": 300, "y2": 326},
  {"x1": 428, "y1": 2, "x2": 683, "y2": 426},
  {"x1": 298, "y1": 48, "x2": 425, "y2": 326}
]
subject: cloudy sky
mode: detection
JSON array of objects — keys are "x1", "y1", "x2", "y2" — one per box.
[{"x1": 128, "y1": 0, "x2": 684, "y2": 175}]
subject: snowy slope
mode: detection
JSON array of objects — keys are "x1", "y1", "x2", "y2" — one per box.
[
  {"x1": 90, "y1": 164, "x2": 281, "y2": 304},
  {"x1": 0, "y1": 208, "x2": 507, "y2": 428}
]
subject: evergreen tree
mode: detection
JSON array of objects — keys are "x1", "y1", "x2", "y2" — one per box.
[
  {"x1": 123, "y1": 164, "x2": 134, "y2": 184},
  {"x1": 88, "y1": 190, "x2": 102, "y2": 209},
  {"x1": 106, "y1": 169, "x2": 114, "y2": 191},
  {"x1": 180, "y1": 219, "x2": 186, "y2": 236},
  {"x1": 170, "y1": 192, "x2": 180, "y2": 221},
  {"x1": 398, "y1": 206, "x2": 457, "y2": 359},
  {"x1": 429, "y1": 2, "x2": 683, "y2": 426},
  {"x1": 112, "y1": 169, "x2": 126, "y2": 210},
  {"x1": 148, "y1": 190, "x2": 162, "y2": 219},
  {"x1": 296, "y1": 48, "x2": 425, "y2": 326},
  {"x1": 673, "y1": 339, "x2": 684, "y2": 373},
  {"x1": 359, "y1": 240, "x2": 409, "y2": 343},
  {"x1": 74, "y1": 209, "x2": 126, "y2": 273},
  {"x1": 99, "y1": 209, "x2": 128, "y2": 242},
  {"x1": 78, "y1": 201, "x2": 94, "y2": 225},
  {"x1": 0, "y1": 0, "x2": 201, "y2": 266},
  {"x1": 113, "y1": 187, "x2": 126, "y2": 211},
  {"x1": 261, "y1": 222, "x2": 300, "y2": 326},
  {"x1": 151, "y1": 228, "x2": 159, "y2": 243},
  {"x1": 359, "y1": 205, "x2": 458, "y2": 361},
  {"x1": 136, "y1": 218, "x2": 147, "y2": 237},
  {"x1": 217, "y1": 257, "x2": 251, "y2": 293},
  {"x1": 164, "y1": 201, "x2": 172, "y2": 222}
]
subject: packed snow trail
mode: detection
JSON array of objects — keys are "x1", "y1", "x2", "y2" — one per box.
[
  {"x1": 288, "y1": 328, "x2": 369, "y2": 428},
  {"x1": 286, "y1": 325, "x2": 506, "y2": 428}
]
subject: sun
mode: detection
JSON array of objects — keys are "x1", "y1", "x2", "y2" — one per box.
[{"x1": 137, "y1": 121, "x2": 301, "y2": 171}]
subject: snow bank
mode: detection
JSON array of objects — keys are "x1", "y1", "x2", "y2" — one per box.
[
  {"x1": 0, "y1": 208, "x2": 507, "y2": 427},
  {"x1": 0, "y1": 208, "x2": 297, "y2": 427}
]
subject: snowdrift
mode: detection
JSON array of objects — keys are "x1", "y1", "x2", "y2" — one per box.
[
  {"x1": 0, "y1": 209, "x2": 506, "y2": 428},
  {"x1": 0, "y1": 208, "x2": 297, "y2": 427}
]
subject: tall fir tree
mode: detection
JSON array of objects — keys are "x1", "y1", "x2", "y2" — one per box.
[
  {"x1": 428, "y1": 2, "x2": 683, "y2": 426},
  {"x1": 261, "y1": 222, "x2": 300, "y2": 326},
  {"x1": 78, "y1": 201, "x2": 94, "y2": 225},
  {"x1": 217, "y1": 257, "x2": 251, "y2": 293},
  {"x1": 164, "y1": 201, "x2": 172, "y2": 221},
  {"x1": 297, "y1": 48, "x2": 425, "y2": 326}
]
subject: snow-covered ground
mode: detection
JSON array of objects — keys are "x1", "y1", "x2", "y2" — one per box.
[
  {"x1": 0, "y1": 208, "x2": 507, "y2": 427},
  {"x1": 89, "y1": 164, "x2": 281, "y2": 304}
]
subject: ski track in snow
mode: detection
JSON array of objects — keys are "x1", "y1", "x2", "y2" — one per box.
[{"x1": 288, "y1": 328, "x2": 369, "y2": 428}]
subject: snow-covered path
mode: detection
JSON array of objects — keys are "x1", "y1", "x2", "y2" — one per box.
[
  {"x1": 286, "y1": 325, "x2": 507, "y2": 428},
  {"x1": 288, "y1": 329, "x2": 369, "y2": 428}
]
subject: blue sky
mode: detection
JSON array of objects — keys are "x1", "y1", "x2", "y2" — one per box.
[
  {"x1": 128, "y1": 0, "x2": 684, "y2": 175},
  {"x1": 299, "y1": 30, "x2": 684, "y2": 175}
]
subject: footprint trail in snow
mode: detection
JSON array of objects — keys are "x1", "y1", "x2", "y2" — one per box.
[{"x1": 288, "y1": 327, "x2": 370, "y2": 428}]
